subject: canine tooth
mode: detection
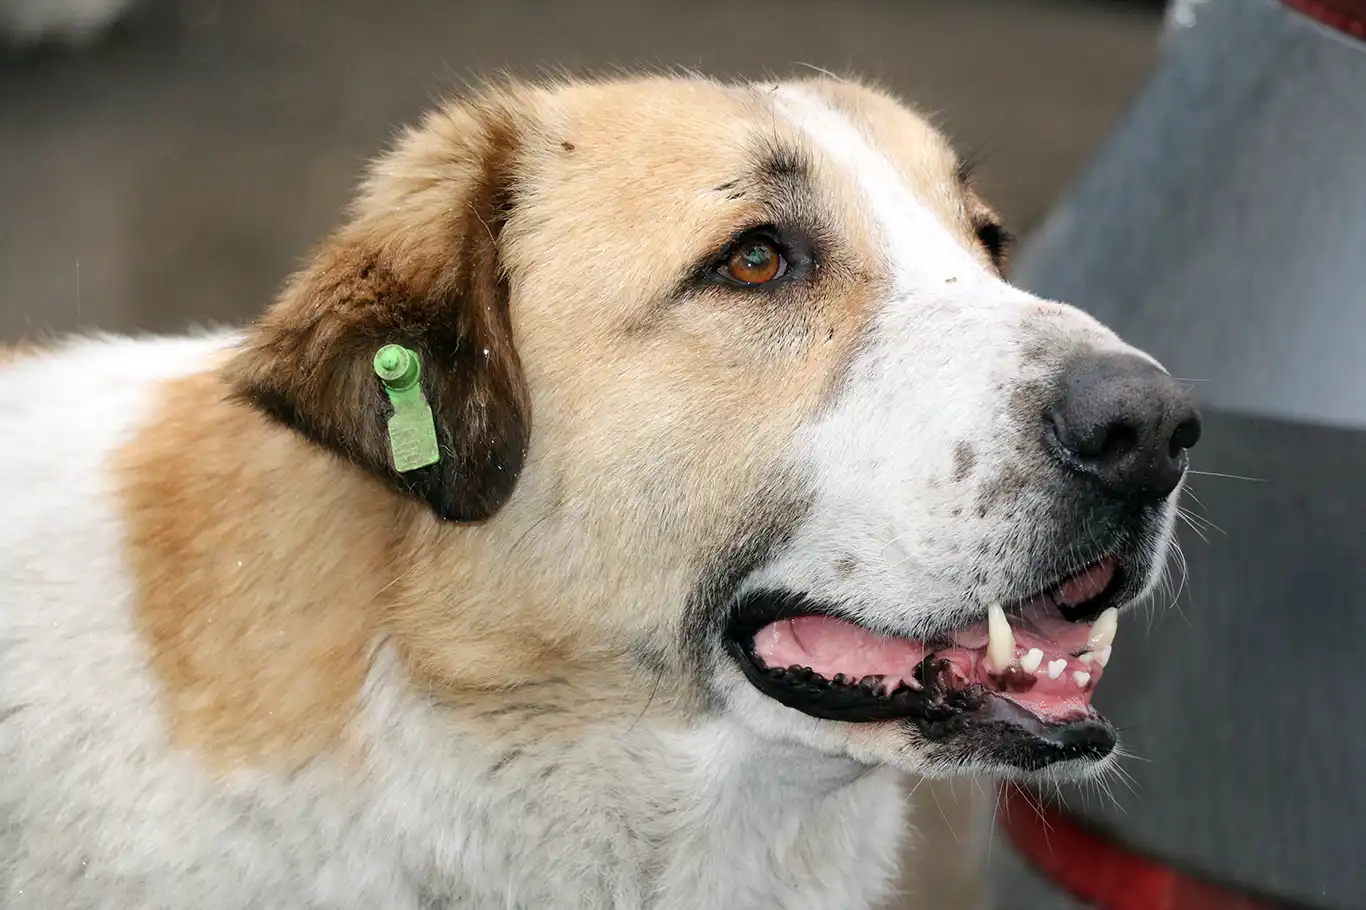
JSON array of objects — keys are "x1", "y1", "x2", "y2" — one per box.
[
  {"x1": 1047, "y1": 659, "x2": 1067, "y2": 680},
  {"x1": 1087, "y1": 607, "x2": 1119, "y2": 650},
  {"x1": 1020, "y1": 648, "x2": 1044, "y2": 674},
  {"x1": 986, "y1": 603, "x2": 1016, "y2": 669},
  {"x1": 1073, "y1": 670, "x2": 1092, "y2": 688}
]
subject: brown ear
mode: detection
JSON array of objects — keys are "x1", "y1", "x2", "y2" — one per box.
[{"x1": 225, "y1": 101, "x2": 530, "y2": 521}]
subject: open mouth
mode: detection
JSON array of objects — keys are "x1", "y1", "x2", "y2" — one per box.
[{"x1": 724, "y1": 557, "x2": 1127, "y2": 768}]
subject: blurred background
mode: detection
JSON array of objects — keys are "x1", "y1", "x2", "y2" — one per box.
[
  {"x1": 0, "y1": 0, "x2": 1165, "y2": 344},
  {"x1": 9, "y1": 2, "x2": 1363, "y2": 909}
]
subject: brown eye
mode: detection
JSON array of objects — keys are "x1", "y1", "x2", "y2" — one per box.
[{"x1": 720, "y1": 237, "x2": 787, "y2": 286}]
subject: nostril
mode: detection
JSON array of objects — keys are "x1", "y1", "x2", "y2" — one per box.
[
  {"x1": 1096, "y1": 422, "x2": 1138, "y2": 461},
  {"x1": 1047, "y1": 353, "x2": 1202, "y2": 502},
  {"x1": 1049, "y1": 412, "x2": 1140, "y2": 463},
  {"x1": 1170, "y1": 416, "x2": 1202, "y2": 455}
]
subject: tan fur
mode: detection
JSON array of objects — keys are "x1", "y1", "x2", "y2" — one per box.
[
  {"x1": 122, "y1": 75, "x2": 990, "y2": 771},
  {"x1": 386, "y1": 78, "x2": 886, "y2": 691},
  {"x1": 117, "y1": 365, "x2": 689, "y2": 768},
  {"x1": 117, "y1": 367, "x2": 395, "y2": 770}
]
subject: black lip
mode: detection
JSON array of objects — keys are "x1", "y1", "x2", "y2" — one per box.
[
  {"x1": 725, "y1": 636, "x2": 981, "y2": 723},
  {"x1": 724, "y1": 588, "x2": 842, "y2": 641},
  {"x1": 964, "y1": 695, "x2": 1116, "y2": 771},
  {"x1": 723, "y1": 589, "x2": 961, "y2": 724},
  {"x1": 724, "y1": 589, "x2": 1117, "y2": 770}
]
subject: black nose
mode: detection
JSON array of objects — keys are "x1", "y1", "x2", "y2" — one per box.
[{"x1": 1048, "y1": 352, "x2": 1202, "y2": 501}]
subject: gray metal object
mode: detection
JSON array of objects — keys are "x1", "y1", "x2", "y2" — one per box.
[
  {"x1": 1023, "y1": 0, "x2": 1366, "y2": 432},
  {"x1": 987, "y1": 0, "x2": 1366, "y2": 907}
]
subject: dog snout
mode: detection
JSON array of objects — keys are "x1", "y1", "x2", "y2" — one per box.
[{"x1": 1046, "y1": 352, "x2": 1202, "y2": 502}]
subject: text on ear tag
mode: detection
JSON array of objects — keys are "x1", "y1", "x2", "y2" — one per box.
[{"x1": 373, "y1": 344, "x2": 440, "y2": 473}]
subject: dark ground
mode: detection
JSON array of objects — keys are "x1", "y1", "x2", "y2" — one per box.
[{"x1": 0, "y1": 1, "x2": 1165, "y2": 906}]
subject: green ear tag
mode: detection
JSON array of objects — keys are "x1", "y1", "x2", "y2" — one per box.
[{"x1": 373, "y1": 344, "x2": 440, "y2": 473}]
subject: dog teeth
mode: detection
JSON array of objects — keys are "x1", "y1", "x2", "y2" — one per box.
[
  {"x1": 1020, "y1": 648, "x2": 1044, "y2": 674},
  {"x1": 1047, "y1": 659, "x2": 1067, "y2": 680},
  {"x1": 986, "y1": 603, "x2": 1016, "y2": 670},
  {"x1": 1073, "y1": 670, "x2": 1092, "y2": 688},
  {"x1": 1078, "y1": 645, "x2": 1113, "y2": 668},
  {"x1": 876, "y1": 674, "x2": 921, "y2": 695},
  {"x1": 1087, "y1": 607, "x2": 1119, "y2": 651}
]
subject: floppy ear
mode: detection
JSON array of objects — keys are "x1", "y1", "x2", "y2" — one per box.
[{"x1": 225, "y1": 101, "x2": 530, "y2": 522}]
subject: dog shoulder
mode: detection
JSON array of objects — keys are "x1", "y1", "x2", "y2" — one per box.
[{"x1": 0, "y1": 332, "x2": 423, "y2": 909}]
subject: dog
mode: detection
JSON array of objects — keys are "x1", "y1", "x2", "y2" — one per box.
[{"x1": 0, "y1": 75, "x2": 1200, "y2": 909}]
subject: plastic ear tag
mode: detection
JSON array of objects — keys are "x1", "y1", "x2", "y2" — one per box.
[{"x1": 373, "y1": 344, "x2": 440, "y2": 473}]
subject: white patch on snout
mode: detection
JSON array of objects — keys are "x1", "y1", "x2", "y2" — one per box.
[
  {"x1": 747, "y1": 86, "x2": 1156, "y2": 637},
  {"x1": 773, "y1": 86, "x2": 993, "y2": 289}
]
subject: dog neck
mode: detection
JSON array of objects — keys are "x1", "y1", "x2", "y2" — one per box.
[
  {"x1": 116, "y1": 359, "x2": 908, "y2": 907},
  {"x1": 354, "y1": 642, "x2": 908, "y2": 907}
]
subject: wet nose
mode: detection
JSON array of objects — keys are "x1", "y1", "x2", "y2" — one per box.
[{"x1": 1047, "y1": 352, "x2": 1202, "y2": 502}]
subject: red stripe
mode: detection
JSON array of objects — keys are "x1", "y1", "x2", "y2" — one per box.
[
  {"x1": 998, "y1": 784, "x2": 1279, "y2": 910},
  {"x1": 1281, "y1": 0, "x2": 1366, "y2": 39}
]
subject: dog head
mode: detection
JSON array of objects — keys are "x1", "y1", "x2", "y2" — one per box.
[{"x1": 229, "y1": 76, "x2": 1199, "y2": 781}]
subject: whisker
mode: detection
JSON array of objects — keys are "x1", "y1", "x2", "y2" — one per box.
[
  {"x1": 925, "y1": 779, "x2": 962, "y2": 845},
  {"x1": 1187, "y1": 470, "x2": 1266, "y2": 483},
  {"x1": 1169, "y1": 540, "x2": 1191, "y2": 609},
  {"x1": 1164, "y1": 541, "x2": 1194, "y2": 627},
  {"x1": 1177, "y1": 498, "x2": 1224, "y2": 536},
  {"x1": 1182, "y1": 487, "x2": 1212, "y2": 513},
  {"x1": 1176, "y1": 509, "x2": 1211, "y2": 544}
]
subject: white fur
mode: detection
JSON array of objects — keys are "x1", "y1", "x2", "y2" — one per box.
[
  {"x1": 0, "y1": 336, "x2": 906, "y2": 907},
  {"x1": 715, "y1": 87, "x2": 1177, "y2": 776}
]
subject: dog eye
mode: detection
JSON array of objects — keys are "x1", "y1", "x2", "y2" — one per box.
[{"x1": 716, "y1": 234, "x2": 788, "y2": 286}]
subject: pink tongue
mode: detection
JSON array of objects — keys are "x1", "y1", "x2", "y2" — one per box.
[
  {"x1": 753, "y1": 615, "x2": 928, "y2": 679},
  {"x1": 750, "y1": 611, "x2": 1102, "y2": 723},
  {"x1": 1056, "y1": 557, "x2": 1117, "y2": 607}
]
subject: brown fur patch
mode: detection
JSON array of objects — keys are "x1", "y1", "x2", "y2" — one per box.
[
  {"x1": 226, "y1": 94, "x2": 530, "y2": 523},
  {"x1": 117, "y1": 368, "x2": 398, "y2": 770},
  {"x1": 118, "y1": 368, "x2": 691, "y2": 768},
  {"x1": 114, "y1": 74, "x2": 1009, "y2": 767}
]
